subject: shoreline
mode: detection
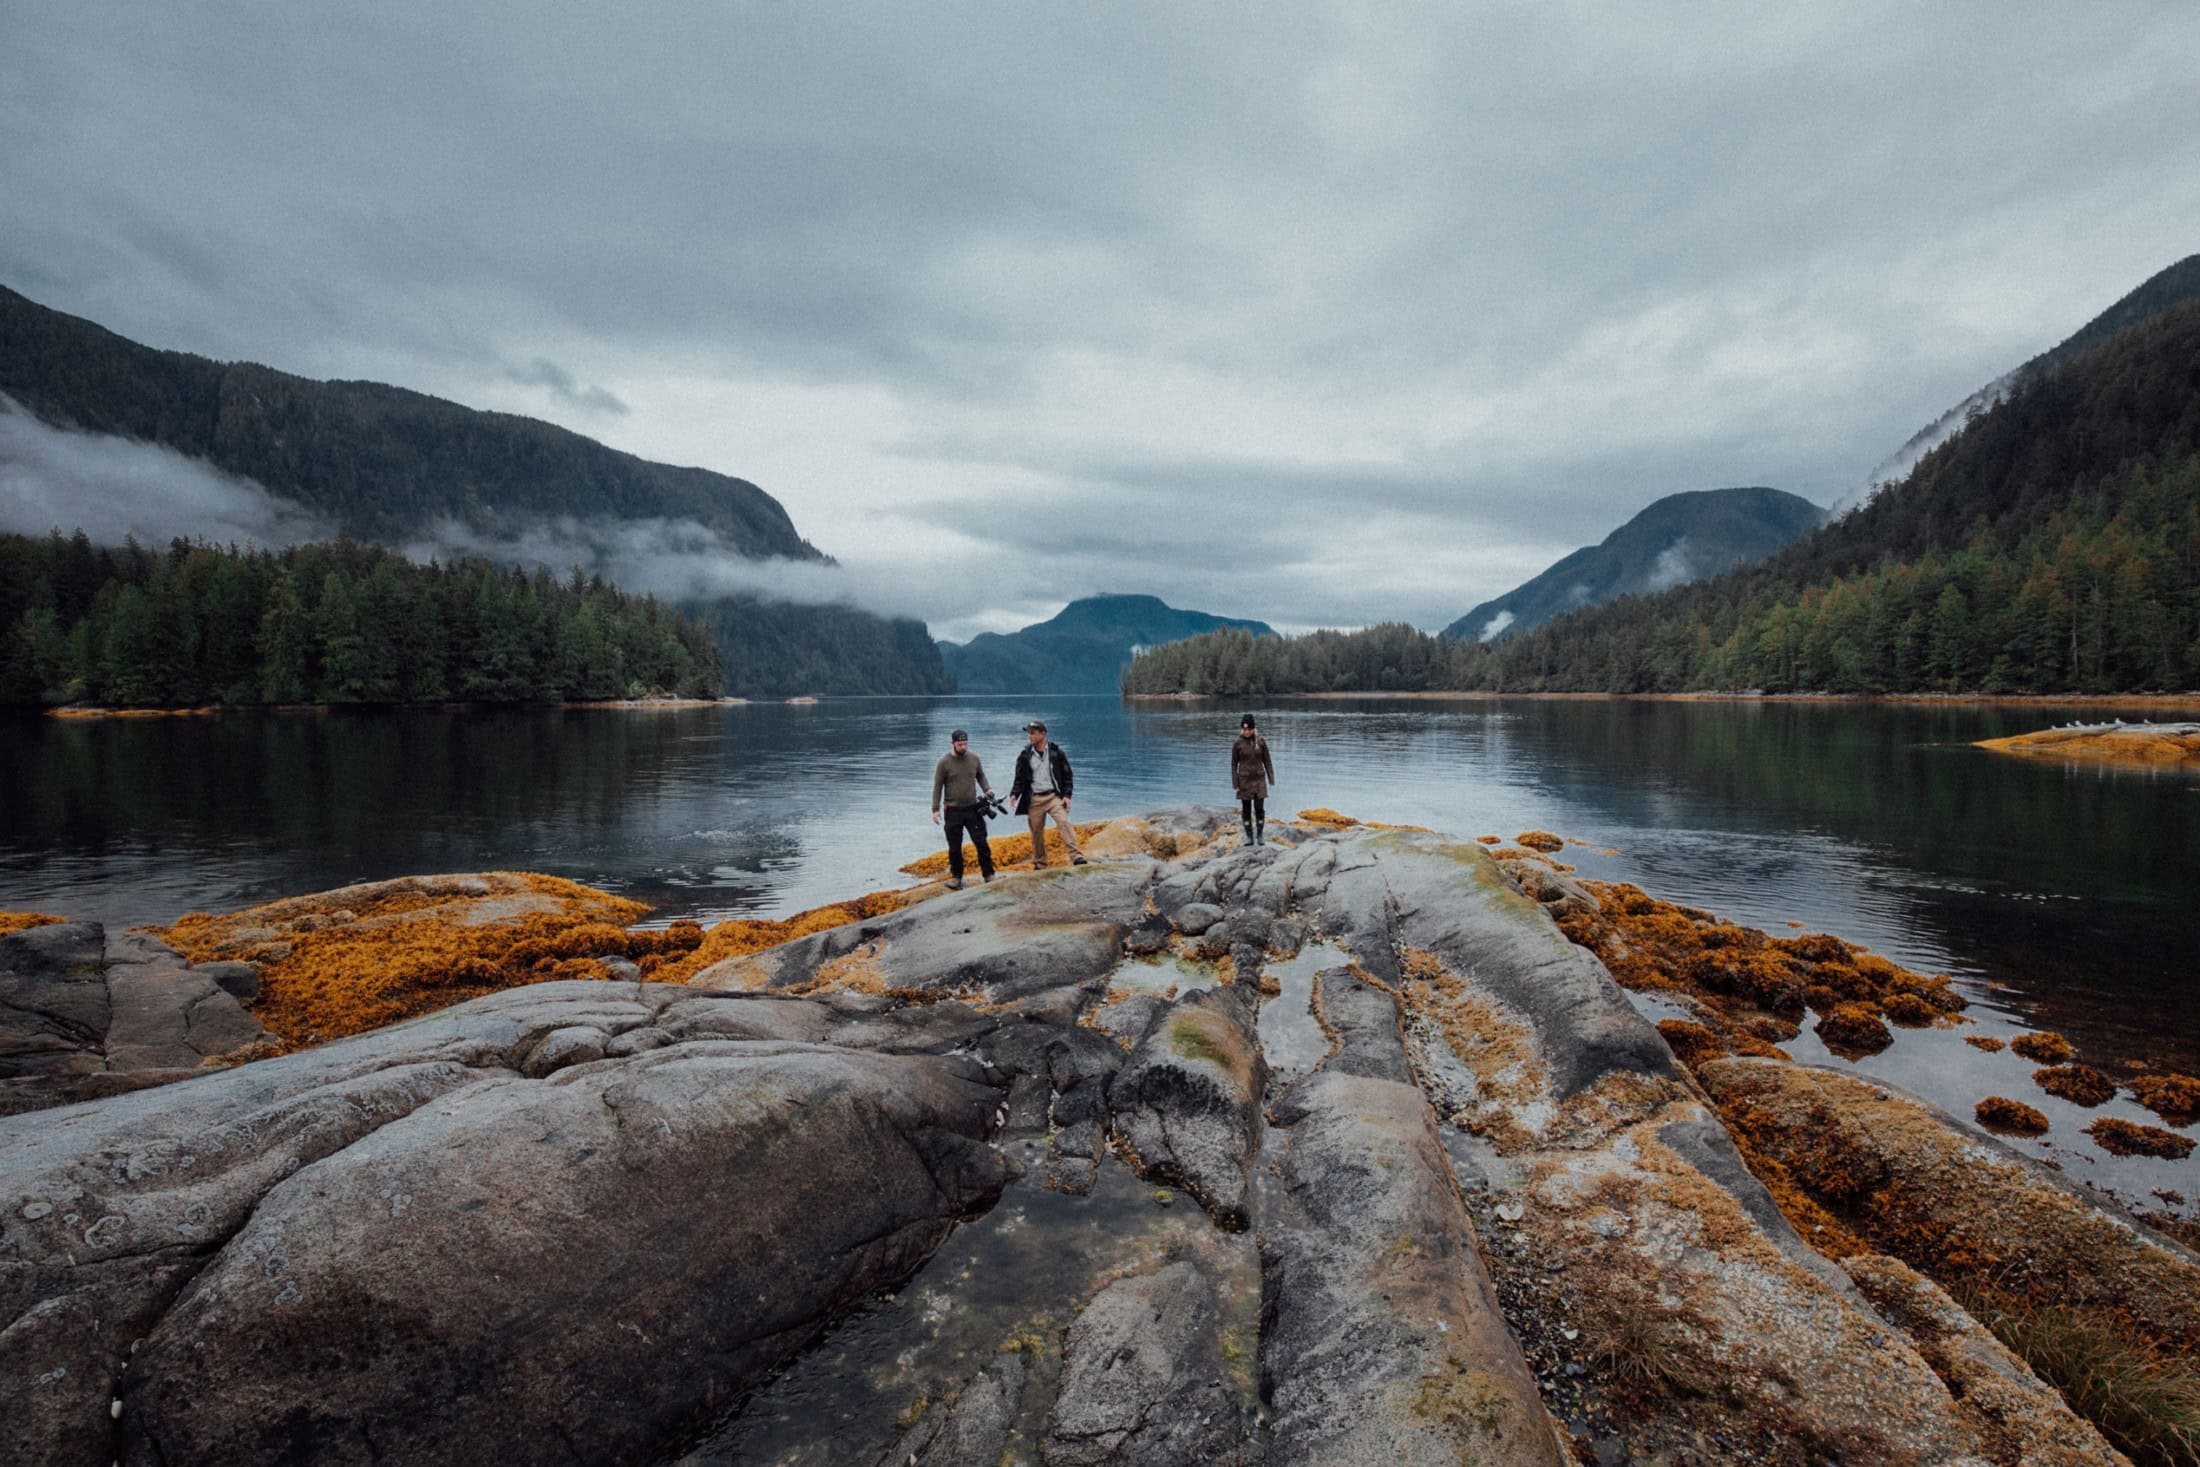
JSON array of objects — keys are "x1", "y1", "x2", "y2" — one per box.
[
  {"x1": 1127, "y1": 689, "x2": 2200, "y2": 708},
  {"x1": 34, "y1": 696, "x2": 753, "y2": 719}
]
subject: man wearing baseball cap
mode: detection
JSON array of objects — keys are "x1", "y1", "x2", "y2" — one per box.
[
  {"x1": 1009, "y1": 720, "x2": 1085, "y2": 868},
  {"x1": 929, "y1": 728, "x2": 997, "y2": 889}
]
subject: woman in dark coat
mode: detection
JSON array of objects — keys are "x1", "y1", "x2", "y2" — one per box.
[{"x1": 1231, "y1": 713, "x2": 1276, "y2": 845}]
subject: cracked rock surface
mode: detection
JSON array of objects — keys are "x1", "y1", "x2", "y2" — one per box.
[
  {"x1": 0, "y1": 921, "x2": 275, "y2": 1117},
  {"x1": 6, "y1": 807, "x2": 2155, "y2": 1466}
]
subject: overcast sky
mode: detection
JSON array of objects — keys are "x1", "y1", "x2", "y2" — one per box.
[{"x1": 5, "y1": 3, "x2": 2197, "y2": 639}]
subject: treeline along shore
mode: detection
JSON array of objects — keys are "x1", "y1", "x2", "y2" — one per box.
[
  {"x1": 1128, "y1": 302, "x2": 2200, "y2": 699},
  {"x1": 0, "y1": 532, "x2": 724, "y2": 708}
]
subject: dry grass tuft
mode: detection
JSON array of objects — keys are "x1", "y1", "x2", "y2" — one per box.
[
  {"x1": 1956, "y1": 1285, "x2": 2200, "y2": 1467},
  {"x1": 0, "y1": 912, "x2": 64, "y2": 938},
  {"x1": 1975, "y1": 1096, "x2": 2050, "y2": 1136},
  {"x1": 1297, "y1": 808, "x2": 1358, "y2": 828},
  {"x1": 1514, "y1": 830, "x2": 1565, "y2": 853},
  {"x1": 2087, "y1": 1118, "x2": 2196, "y2": 1161},
  {"x1": 1966, "y1": 1035, "x2": 2008, "y2": 1053}
]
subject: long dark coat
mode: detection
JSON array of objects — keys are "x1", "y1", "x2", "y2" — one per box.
[{"x1": 1231, "y1": 731, "x2": 1275, "y2": 799}]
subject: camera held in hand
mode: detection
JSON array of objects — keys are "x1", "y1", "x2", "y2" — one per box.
[{"x1": 979, "y1": 791, "x2": 1010, "y2": 820}]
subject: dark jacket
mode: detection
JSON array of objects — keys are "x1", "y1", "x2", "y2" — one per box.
[
  {"x1": 1231, "y1": 731, "x2": 1275, "y2": 799},
  {"x1": 1010, "y1": 743, "x2": 1074, "y2": 814}
]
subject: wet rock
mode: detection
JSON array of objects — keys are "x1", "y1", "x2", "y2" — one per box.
[
  {"x1": 1170, "y1": 902, "x2": 1226, "y2": 935},
  {"x1": 1110, "y1": 987, "x2": 1264, "y2": 1227},
  {"x1": 1092, "y1": 993, "x2": 1166, "y2": 1047},
  {"x1": 0, "y1": 980, "x2": 1013, "y2": 1467},
  {"x1": 1046, "y1": 1261, "x2": 1242, "y2": 1465},
  {"x1": 1266, "y1": 914, "x2": 1308, "y2": 958},
  {"x1": 1123, "y1": 915, "x2": 1173, "y2": 956},
  {"x1": 1261, "y1": 971, "x2": 1565, "y2": 1466},
  {"x1": 190, "y1": 960, "x2": 261, "y2": 1004},
  {"x1": 1, "y1": 921, "x2": 273, "y2": 1116},
  {"x1": 879, "y1": 1349, "x2": 1029, "y2": 1466}
]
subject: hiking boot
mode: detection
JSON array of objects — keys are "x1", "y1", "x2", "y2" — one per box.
[
  {"x1": 1071, "y1": 856, "x2": 1088, "y2": 866},
  {"x1": 945, "y1": 877, "x2": 964, "y2": 891},
  {"x1": 981, "y1": 872, "x2": 995, "y2": 883}
]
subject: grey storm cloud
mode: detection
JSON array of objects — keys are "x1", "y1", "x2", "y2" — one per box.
[
  {"x1": 502, "y1": 359, "x2": 629, "y2": 417},
  {"x1": 4, "y1": 1, "x2": 2198, "y2": 639}
]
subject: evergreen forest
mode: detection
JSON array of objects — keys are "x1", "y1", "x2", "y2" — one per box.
[
  {"x1": 0, "y1": 534, "x2": 724, "y2": 707},
  {"x1": 1125, "y1": 302, "x2": 2200, "y2": 698}
]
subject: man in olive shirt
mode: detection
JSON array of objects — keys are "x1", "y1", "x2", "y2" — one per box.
[{"x1": 929, "y1": 728, "x2": 997, "y2": 889}]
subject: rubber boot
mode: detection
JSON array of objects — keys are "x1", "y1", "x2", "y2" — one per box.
[
  {"x1": 1254, "y1": 817, "x2": 1265, "y2": 846},
  {"x1": 1240, "y1": 817, "x2": 1254, "y2": 846}
]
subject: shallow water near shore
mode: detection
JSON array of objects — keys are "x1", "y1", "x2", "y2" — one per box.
[{"x1": 1, "y1": 694, "x2": 2195, "y2": 1080}]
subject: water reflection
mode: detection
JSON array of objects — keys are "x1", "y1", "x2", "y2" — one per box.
[{"x1": 1, "y1": 695, "x2": 2193, "y2": 1071}]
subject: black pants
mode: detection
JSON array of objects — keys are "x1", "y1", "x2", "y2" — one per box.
[
  {"x1": 944, "y1": 805, "x2": 994, "y2": 879},
  {"x1": 1240, "y1": 797, "x2": 1265, "y2": 824}
]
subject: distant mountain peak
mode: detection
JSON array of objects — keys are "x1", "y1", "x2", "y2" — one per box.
[
  {"x1": 1442, "y1": 486, "x2": 1823, "y2": 643},
  {"x1": 940, "y1": 593, "x2": 1274, "y2": 694}
]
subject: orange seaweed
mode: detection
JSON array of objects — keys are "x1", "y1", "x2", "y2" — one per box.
[
  {"x1": 2010, "y1": 1031, "x2": 2075, "y2": 1064},
  {"x1": 2085, "y1": 1117, "x2": 2195, "y2": 1160},
  {"x1": 2034, "y1": 1065, "x2": 2116, "y2": 1108},
  {"x1": 2127, "y1": 1073, "x2": 2200, "y2": 1123},
  {"x1": 1975, "y1": 1097, "x2": 2050, "y2": 1136},
  {"x1": 0, "y1": 911, "x2": 64, "y2": 938},
  {"x1": 898, "y1": 823, "x2": 1108, "y2": 877}
]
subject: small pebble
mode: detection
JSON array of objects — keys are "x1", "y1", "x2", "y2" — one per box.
[{"x1": 110, "y1": 1399, "x2": 122, "y2": 1419}]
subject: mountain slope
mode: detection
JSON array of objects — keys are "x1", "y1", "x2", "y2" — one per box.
[
  {"x1": 1838, "y1": 253, "x2": 2200, "y2": 513},
  {"x1": 0, "y1": 285, "x2": 965, "y2": 695},
  {"x1": 1129, "y1": 288, "x2": 2200, "y2": 696},
  {"x1": 940, "y1": 593, "x2": 1274, "y2": 694},
  {"x1": 0, "y1": 285, "x2": 820, "y2": 556},
  {"x1": 1442, "y1": 487, "x2": 1824, "y2": 642}
]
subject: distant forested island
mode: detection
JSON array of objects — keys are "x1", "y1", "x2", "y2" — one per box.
[
  {"x1": 0, "y1": 533, "x2": 724, "y2": 708},
  {"x1": 1127, "y1": 299, "x2": 2200, "y2": 698}
]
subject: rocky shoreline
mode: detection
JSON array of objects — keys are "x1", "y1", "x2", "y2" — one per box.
[
  {"x1": 1975, "y1": 721, "x2": 2200, "y2": 766},
  {"x1": 5, "y1": 810, "x2": 2195, "y2": 1465}
]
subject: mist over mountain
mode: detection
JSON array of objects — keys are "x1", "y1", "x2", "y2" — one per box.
[
  {"x1": 1836, "y1": 252, "x2": 2200, "y2": 514},
  {"x1": 939, "y1": 594, "x2": 1274, "y2": 694},
  {"x1": 0, "y1": 285, "x2": 951, "y2": 696},
  {"x1": 1442, "y1": 487, "x2": 1825, "y2": 643}
]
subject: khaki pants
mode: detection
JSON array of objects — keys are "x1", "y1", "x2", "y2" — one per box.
[{"x1": 1026, "y1": 793, "x2": 1081, "y2": 865}]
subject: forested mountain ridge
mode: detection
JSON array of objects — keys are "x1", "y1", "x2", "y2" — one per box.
[
  {"x1": 1842, "y1": 251, "x2": 2200, "y2": 512},
  {"x1": 940, "y1": 593, "x2": 1274, "y2": 693},
  {"x1": 0, "y1": 532, "x2": 723, "y2": 707},
  {"x1": 0, "y1": 285, "x2": 820, "y2": 555},
  {"x1": 1126, "y1": 295, "x2": 2200, "y2": 696},
  {"x1": 0, "y1": 287, "x2": 960, "y2": 696},
  {"x1": 1442, "y1": 486, "x2": 1823, "y2": 642}
]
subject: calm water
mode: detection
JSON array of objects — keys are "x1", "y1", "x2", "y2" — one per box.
[{"x1": 3, "y1": 696, "x2": 2196, "y2": 1072}]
